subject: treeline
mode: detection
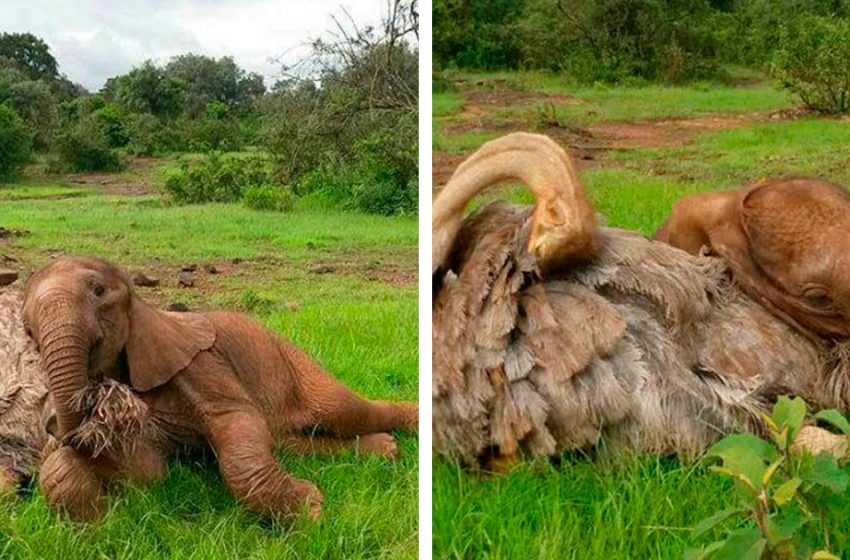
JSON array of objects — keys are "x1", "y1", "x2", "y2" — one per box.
[
  {"x1": 0, "y1": 1, "x2": 418, "y2": 216},
  {"x1": 434, "y1": 0, "x2": 850, "y2": 112}
]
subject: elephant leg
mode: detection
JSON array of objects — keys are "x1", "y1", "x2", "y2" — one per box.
[
  {"x1": 304, "y1": 390, "x2": 418, "y2": 437},
  {"x1": 280, "y1": 339, "x2": 417, "y2": 436},
  {"x1": 39, "y1": 445, "x2": 107, "y2": 521},
  {"x1": 206, "y1": 410, "x2": 323, "y2": 520},
  {"x1": 279, "y1": 432, "x2": 399, "y2": 459}
]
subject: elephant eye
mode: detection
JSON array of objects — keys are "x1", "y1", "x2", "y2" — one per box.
[
  {"x1": 92, "y1": 283, "x2": 106, "y2": 297},
  {"x1": 804, "y1": 290, "x2": 832, "y2": 308}
]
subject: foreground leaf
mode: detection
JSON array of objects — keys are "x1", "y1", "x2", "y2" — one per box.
[
  {"x1": 814, "y1": 409, "x2": 850, "y2": 436},
  {"x1": 803, "y1": 452, "x2": 849, "y2": 493},
  {"x1": 684, "y1": 541, "x2": 724, "y2": 560},
  {"x1": 767, "y1": 504, "x2": 808, "y2": 544},
  {"x1": 711, "y1": 527, "x2": 766, "y2": 560},
  {"x1": 706, "y1": 434, "x2": 777, "y2": 491},
  {"x1": 693, "y1": 508, "x2": 743, "y2": 538},
  {"x1": 773, "y1": 478, "x2": 801, "y2": 506},
  {"x1": 774, "y1": 396, "x2": 807, "y2": 444}
]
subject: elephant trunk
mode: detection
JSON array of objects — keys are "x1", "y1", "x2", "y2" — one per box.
[{"x1": 36, "y1": 297, "x2": 91, "y2": 437}]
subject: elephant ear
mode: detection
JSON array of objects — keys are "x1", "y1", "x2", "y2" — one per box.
[
  {"x1": 126, "y1": 300, "x2": 216, "y2": 391},
  {"x1": 739, "y1": 179, "x2": 841, "y2": 288}
]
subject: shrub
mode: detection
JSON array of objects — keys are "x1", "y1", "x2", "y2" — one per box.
[
  {"x1": 773, "y1": 15, "x2": 850, "y2": 114},
  {"x1": 163, "y1": 151, "x2": 273, "y2": 204},
  {"x1": 242, "y1": 184, "x2": 296, "y2": 212},
  {"x1": 54, "y1": 116, "x2": 123, "y2": 172},
  {"x1": 433, "y1": 0, "x2": 722, "y2": 83},
  {"x1": 181, "y1": 116, "x2": 244, "y2": 152},
  {"x1": 0, "y1": 104, "x2": 32, "y2": 179},
  {"x1": 688, "y1": 396, "x2": 850, "y2": 559},
  {"x1": 122, "y1": 113, "x2": 187, "y2": 156},
  {"x1": 91, "y1": 103, "x2": 128, "y2": 148}
]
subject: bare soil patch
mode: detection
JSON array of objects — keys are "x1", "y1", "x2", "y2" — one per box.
[
  {"x1": 65, "y1": 156, "x2": 162, "y2": 197},
  {"x1": 586, "y1": 114, "x2": 757, "y2": 149},
  {"x1": 451, "y1": 78, "x2": 582, "y2": 121},
  {"x1": 433, "y1": 110, "x2": 801, "y2": 188}
]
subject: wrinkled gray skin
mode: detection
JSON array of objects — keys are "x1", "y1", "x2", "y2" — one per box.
[{"x1": 0, "y1": 289, "x2": 50, "y2": 494}]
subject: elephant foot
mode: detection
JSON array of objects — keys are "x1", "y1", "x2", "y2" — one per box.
[
  {"x1": 791, "y1": 426, "x2": 848, "y2": 459},
  {"x1": 39, "y1": 446, "x2": 107, "y2": 522},
  {"x1": 290, "y1": 478, "x2": 323, "y2": 520},
  {"x1": 358, "y1": 433, "x2": 398, "y2": 459}
]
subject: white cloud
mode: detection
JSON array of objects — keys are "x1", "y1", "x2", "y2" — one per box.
[{"x1": 0, "y1": 0, "x2": 385, "y2": 90}]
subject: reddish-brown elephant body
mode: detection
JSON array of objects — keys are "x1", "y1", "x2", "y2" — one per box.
[{"x1": 21, "y1": 257, "x2": 417, "y2": 521}]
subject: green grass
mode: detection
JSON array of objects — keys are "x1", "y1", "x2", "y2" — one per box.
[
  {"x1": 433, "y1": 458, "x2": 850, "y2": 559},
  {"x1": 0, "y1": 169, "x2": 418, "y2": 559},
  {"x1": 433, "y1": 91, "x2": 464, "y2": 117},
  {"x1": 432, "y1": 70, "x2": 798, "y2": 154},
  {"x1": 613, "y1": 119, "x2": 850, "y2": 188},
  {"x1": 503, "y1": 81, "x2": 794, "y2": 124},
  {"x1": 0, "y1": 184, "x2": 91, "y2": 201},
  {"x1": 433, "y1": 71, "x2": 850, "y2": 559}
]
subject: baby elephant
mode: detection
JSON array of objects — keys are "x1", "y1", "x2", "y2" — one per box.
[{"x1": 22, "y1": 257, "x2": 418, "y2": 521}]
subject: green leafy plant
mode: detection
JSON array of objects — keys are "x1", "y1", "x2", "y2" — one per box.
[
  {"x1": 53, "y1": 115, "x2": 124, "y2": 172},
  {"x1": 163, "y1": 152, "x2": 274, "y2": 204},
  {"x1": 773, "y1": 15, "x2": 850, "y2": 114},
  {"x1": 0, "y1": 103, "x2": 32, "y2": 180},
  {"x1": 687, "y1": 397, "x2": 850, "y2": 560},
  {"x1": 241, "y1": 183, "x2": 295, "y2": 212}
]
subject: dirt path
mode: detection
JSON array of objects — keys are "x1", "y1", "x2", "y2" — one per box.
[{"x1": 65, "y1": 156, "x2": 162, "y2": 196}]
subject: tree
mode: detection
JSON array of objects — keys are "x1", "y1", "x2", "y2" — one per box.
[
  {"x1": 0, "y1": 32, "x2": 58, "y2": 82},
  {"x1": 165, "y1": 54, "x2": 265, "y2": 117},
  {"x1": 263, "y1": 0, "x2": 419, "y2": 214},
  {"x1": 105, "y1": 61, "x2": 184, "y2": 119},
  {"x1": 0, "y1": 104, "x2": 32, "y2": 180},
  {"x1": 5, "y1": 79, "x2": 57, "y2": 150}
]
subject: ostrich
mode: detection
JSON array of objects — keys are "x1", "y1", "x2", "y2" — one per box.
[{"x1": 432, "y1": 132, "x2": 850, "y2": 468}]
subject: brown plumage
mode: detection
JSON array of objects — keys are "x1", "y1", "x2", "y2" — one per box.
[
  {"x1": 432, "y1": 133, "x2": 847, "y2": 467},
  {"x1": 0, "y1": 290, "x2": 47, "y2": 483}
]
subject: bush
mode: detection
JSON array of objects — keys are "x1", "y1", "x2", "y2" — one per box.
[
  {"x1": 0, "y1": 104, "x2": 32, "y2": 179},
  {"x1": 773, "y1": 15, "x2": 850, "y2": 114},
  {"x1": 689, "y1": 396, "x2": 850, "y2": 559},
  {"x1": 181, "y1": 116, "x2": 244, "y2": 152},
  {"x1": 163, "y1": 151, "x2": 273, "y2": 204},
  {"x1": 298, "y1": 142, "x2": 418, "y2": 216},
  {"x1": 433, "y1": 0, "x2": 722, "y2": 83},
  {"x1": 54, "y1": 116, "x2": 123, "y2": 172},
  {"x1": 242, "y1": 184, "x2": 295, "y2": 212},
  {"x1": 122, "y1": 113, "x2": 186, "y2": 156},
  {"x1": 91, "y1": 103, "x2": 128, "y2": 148}
]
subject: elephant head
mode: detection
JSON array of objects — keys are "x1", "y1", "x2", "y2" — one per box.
[
  {"x1": 732, "y1": 178, "x2": 850, "y2": 339},
  {"x1": 22, "y1": 257, "x2": 215, "y2": 438}
]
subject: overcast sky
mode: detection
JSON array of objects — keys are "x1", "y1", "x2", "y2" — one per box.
[{"x1": 0, "y1": 0, "x2": 385, "y2": 91}]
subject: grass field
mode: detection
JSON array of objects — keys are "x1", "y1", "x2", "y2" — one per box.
[
  {"x1": 432, "y1": 71, "x2": 850, "y2": 559},
  {"x1": 0, "y1": 161, "x2": 418, "y2": 559}
]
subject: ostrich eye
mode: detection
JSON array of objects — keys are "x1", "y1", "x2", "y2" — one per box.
[{"x1": 93, "y1": 283, "x2": 106, "y2": 297}]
